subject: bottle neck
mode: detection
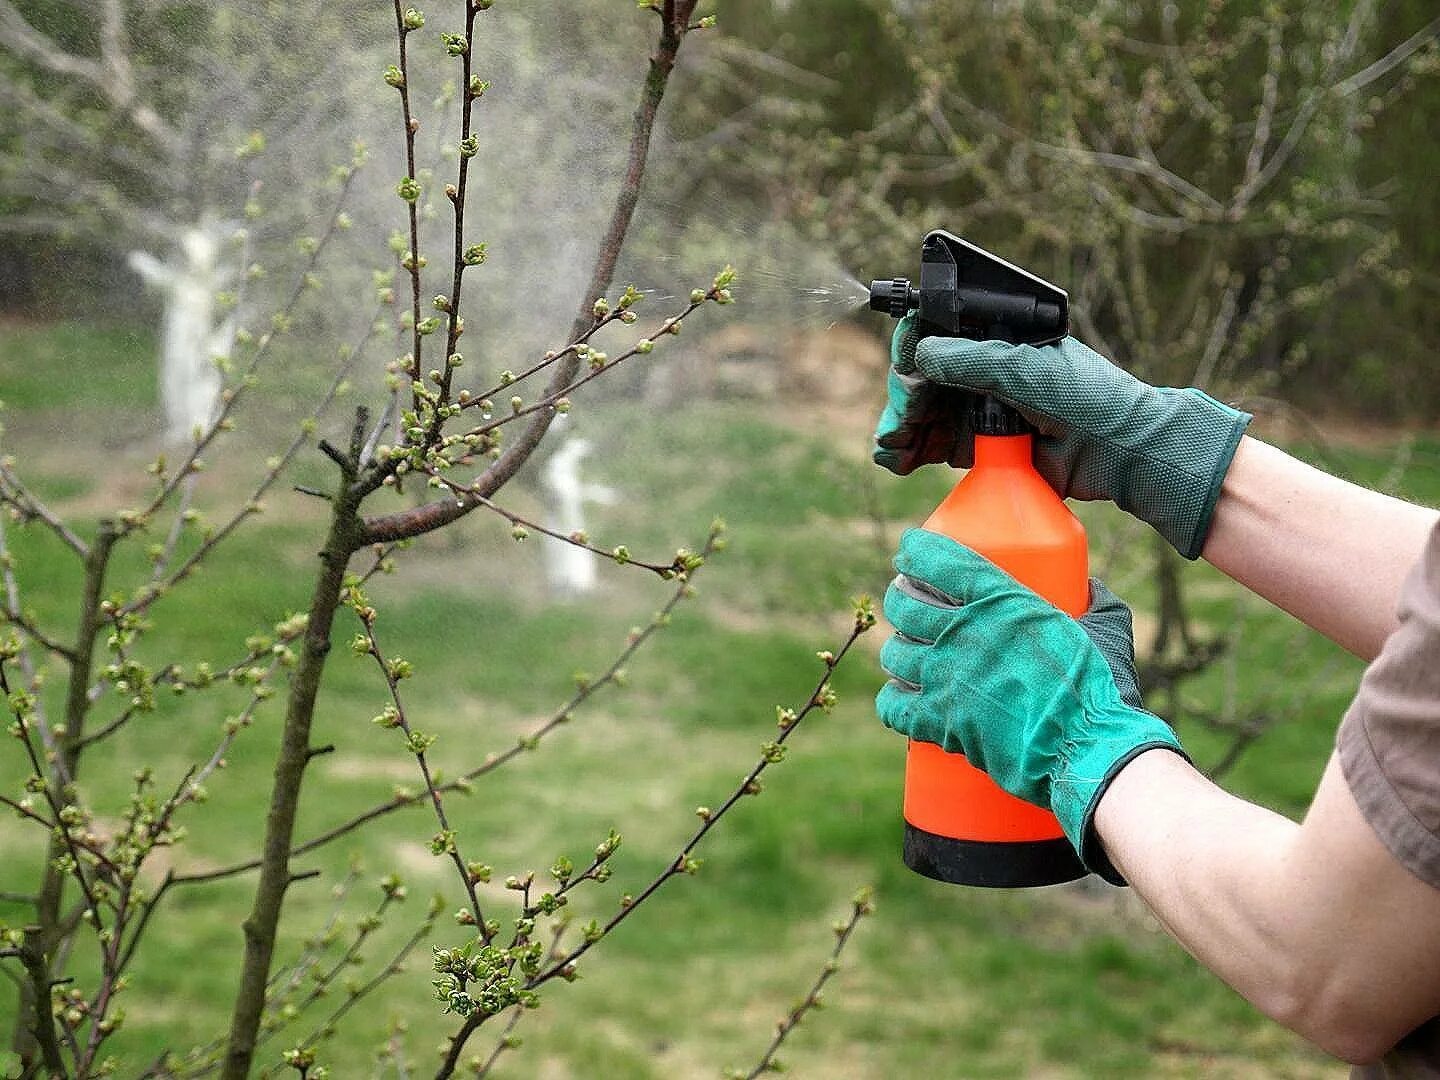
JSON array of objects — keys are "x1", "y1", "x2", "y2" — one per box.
[{"x1": 971, "y1": 433, "x2": 1035, "y2": 470}]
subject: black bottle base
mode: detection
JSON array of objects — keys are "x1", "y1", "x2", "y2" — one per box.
[{"x1": 903, "y1": 821, "x2": 1088, "y2": 888}]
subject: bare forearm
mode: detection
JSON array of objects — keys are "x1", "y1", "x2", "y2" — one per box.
[
  {"x1": 1201, "y1": 437, "x2": 1438, "y2": 660},
  {"x1": 1096, "y1": 752, "x2": 1309, "y2": 1028},
  {"x1": 1097, "y1": 749, "x2": 1440, "y2": 1063}
]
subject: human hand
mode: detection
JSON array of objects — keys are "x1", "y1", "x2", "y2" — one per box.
[
  {"x1": 872, "y1": 324, "x2": 1251, "y2": 559},
  {"x1": 876, "y1": 528, "x2": 1187, "y2": 882}
]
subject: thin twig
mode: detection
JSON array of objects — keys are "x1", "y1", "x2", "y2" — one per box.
[
  {"x1": 351, "y1": 607, "x2": 492, "y2": 942},
  {"x1": 737, "y1": 888, "x2": 875, "y2": 1080},
  {"x1": 0, "y1": 461, "x2": 89, "y2": 556}
]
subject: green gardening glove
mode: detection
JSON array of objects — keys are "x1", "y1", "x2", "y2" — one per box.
[
  {"x1": 876, "y1": 528, "x2": 1187, "y2": 884},
  {"x1": 872, "y1": 321, "x2": 1252, "y2": 560}
]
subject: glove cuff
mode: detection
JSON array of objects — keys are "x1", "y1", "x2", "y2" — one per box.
[
  {"x1": 1051, "y1": 717, "x2": 1188, "y2": 887},
  {"x1": 1159, "y1": 390, "x2": 1252, "y2": 560}
]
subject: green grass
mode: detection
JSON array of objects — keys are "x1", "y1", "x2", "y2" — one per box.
[
  {"x1": 2, "y1": 320, "x2": 1422, "y2": 1077},
  {"x1": 0, "y1": 320, "x2": 158, "y2": 412}
]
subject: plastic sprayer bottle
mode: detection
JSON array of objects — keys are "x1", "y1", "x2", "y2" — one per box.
[{"x1": 870, "y1": 231, "x2": 1090, "y2": 888}]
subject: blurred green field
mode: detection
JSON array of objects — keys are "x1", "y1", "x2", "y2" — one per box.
[{"x1": 2, "y1": 318, "x2": 1438, "y2": 1078}]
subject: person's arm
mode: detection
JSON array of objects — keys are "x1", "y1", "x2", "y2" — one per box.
[
  {"x1": 1203, "y1": 437, "x2": 1439, "y2": 661},
  {"x1": 1096, "y1": 748, "x2": 1440, "y2": 1064}
]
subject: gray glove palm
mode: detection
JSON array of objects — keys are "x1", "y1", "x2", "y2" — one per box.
[{"x1": 873, "y1": 316, "x2": 1252, "y2": 560}]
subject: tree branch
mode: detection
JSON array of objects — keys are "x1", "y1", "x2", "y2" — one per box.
[
  {"x1": 359, "y1": 0, "x2": 701, "y2": 545},
  {"x1": 735, "y1": 888, "x2": 874, "y2": 1080},
  {"x1": 1335, "y1": 13, "x2": 1440, "y2": 97}
]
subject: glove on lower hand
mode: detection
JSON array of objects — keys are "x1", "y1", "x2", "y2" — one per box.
[
  {"x1": 876, "y1": 528, "x2": 1186, "y2": 884},
  {"x1": 872, "y1": 318, "x2": 1252, "y2": 559}
]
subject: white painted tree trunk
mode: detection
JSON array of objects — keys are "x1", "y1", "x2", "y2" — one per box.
[
  {"x1": 128, "y1": 220, "x2": 235, "y2": 445},
  {"x1": 542, "y1": 433, "x2": 618, "y2": 598}
]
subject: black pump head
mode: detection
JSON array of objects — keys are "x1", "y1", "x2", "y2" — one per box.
[
  {"x1": 870, "y1": 232, "x2": 1070, "y2": 441},
  {"x1": 869, "y1": 230, "x2": 1068, "y2": 346}
]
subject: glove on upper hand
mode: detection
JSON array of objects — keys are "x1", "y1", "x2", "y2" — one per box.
[
  {"x1": 876, "y1": 528, "x2": 1186, "y2": 884},
  {"x1": 872, "y1": 319, "x2": 1252, "y2": 559}
]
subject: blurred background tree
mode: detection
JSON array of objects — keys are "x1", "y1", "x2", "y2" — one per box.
[{"x1": 672, "y1": 0, "x2": 1439, "y2": 418}]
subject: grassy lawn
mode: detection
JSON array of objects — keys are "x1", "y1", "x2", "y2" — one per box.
[{"x1": 3, "y1": 318, "x2": 1435, "y2": 1077}]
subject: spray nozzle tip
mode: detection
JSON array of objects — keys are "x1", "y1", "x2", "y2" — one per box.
[{"x1": 869, "y1": 278, "x2": 916, "y2": 320}]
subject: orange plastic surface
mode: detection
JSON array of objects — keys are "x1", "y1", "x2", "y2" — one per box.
[{"x1": 903, "y1": 433, "x2": 1089, "y2": 844}]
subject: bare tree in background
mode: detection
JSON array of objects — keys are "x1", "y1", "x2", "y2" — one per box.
[{"x1": 0, "y1": 1, "x2": 390, "y2": 441}]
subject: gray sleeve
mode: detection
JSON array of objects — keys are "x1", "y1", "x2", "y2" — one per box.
[{"x1": 1337, "y1": 523, "x2": 1440, "y2": 890}]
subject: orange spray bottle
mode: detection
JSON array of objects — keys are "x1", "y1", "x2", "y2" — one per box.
[{"x1": 870, "y1": 231, "x2": 1090, "y2": 888}]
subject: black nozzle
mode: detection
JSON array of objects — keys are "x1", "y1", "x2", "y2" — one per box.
[{"x1": 869, "y1": 278, "x2": 918, "y2": 320}]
